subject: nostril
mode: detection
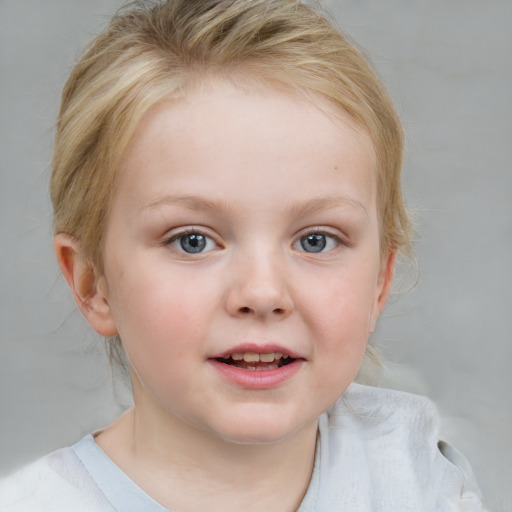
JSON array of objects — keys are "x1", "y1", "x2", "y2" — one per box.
[{"x1": 237, "y1": 306, "x2": 287, "y2": 315}]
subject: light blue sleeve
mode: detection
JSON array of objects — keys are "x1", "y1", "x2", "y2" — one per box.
[
  {"x1": 437, "y1": 440, "x2": 489, "y2": 511},
  {"x1": 0, "y1": 447, "x2": 116, "y2": 512}
]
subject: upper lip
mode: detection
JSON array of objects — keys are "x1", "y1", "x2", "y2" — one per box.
[{"x1": 210, "y1": 343, "x2": 303, "y2": 360}]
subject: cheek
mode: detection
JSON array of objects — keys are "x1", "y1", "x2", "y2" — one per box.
[
  {"x1": 298, "y1": 266, "x2": 379, "y2": 347},
  {"x1": 107, "y1": 265, "x2": 219, "y2": 359}
]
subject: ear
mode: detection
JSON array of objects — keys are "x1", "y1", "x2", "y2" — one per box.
[
  {"x1": 369, "y1": 250, "x2": 395, "y2": 333},
  {"x1": 54, "y1": 233, "x2": 118, "y2": 337}
]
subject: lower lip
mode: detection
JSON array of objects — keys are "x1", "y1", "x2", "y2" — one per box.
[{"x1": 208, "y1": 359, "x2": 303, "y2": 389}]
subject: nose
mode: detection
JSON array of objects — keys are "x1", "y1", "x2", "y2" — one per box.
[{"x1": 224, "y1": 250, "x2": 293, "y2": 320}]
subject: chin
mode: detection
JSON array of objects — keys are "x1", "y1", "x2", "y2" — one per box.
[{"x1": 207, "y1": 412, "x2": 318, "y2": 447}]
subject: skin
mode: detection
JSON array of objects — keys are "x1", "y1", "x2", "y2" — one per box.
[{"x1": 55, "y1": 80, "x2": 394, "y2": 512}]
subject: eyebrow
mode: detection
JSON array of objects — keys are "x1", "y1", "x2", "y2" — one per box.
[
  {"x1": 287, "y1": 195, "x2": 369, "y2": 218},
  {"x1": 141, "y1": 194, "x2": 368, "y2": 217},
  {"x1": 141, "y1": 194, "x2": 234, "y2": 214}
]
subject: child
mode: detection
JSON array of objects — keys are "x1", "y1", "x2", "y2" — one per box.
[{"x1": 0, "y1": 0, "x2": 487, "y2": 510}]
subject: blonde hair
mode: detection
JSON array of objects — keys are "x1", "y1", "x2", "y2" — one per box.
[
  {"x1": 51, "y1": 0, "x2": 411, "y2": 365},
  {"x1": 51, "y1": 0, "x2": 411, "y2": 261}
]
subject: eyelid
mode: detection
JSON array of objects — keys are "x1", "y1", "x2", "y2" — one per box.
[
  {"x1": 294, "y1": 226, "x2": 346, "y2": 242},
  {"x1": 292, "y1": 227, "x2": 346, "y2": 253},
  {"x1": 163, "y1": 226, "x2": 222, "y2": 253}
]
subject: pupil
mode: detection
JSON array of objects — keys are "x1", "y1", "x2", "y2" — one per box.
[
  {"x1": 301, "y1": 234, "x2": 326, "y2": 253},
  {"x1": 181, "y1": 234, "x2": 206, "y2": 253}
]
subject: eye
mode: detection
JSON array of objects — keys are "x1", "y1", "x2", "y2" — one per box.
[
  {"x1": 294, "y1": 232, "x2": 341, "y2": 253},
  {"x1": 168, "y1": 231, "x2": 217, "y2": 254}
]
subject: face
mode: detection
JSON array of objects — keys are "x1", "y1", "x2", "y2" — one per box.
[{"x1": 93, "y1": 81, "x2": 392, "y2": 444}]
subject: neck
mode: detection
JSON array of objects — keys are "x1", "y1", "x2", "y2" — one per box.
[{"x1": 96, "y1": 401, "x2": 318, "y2": 512}]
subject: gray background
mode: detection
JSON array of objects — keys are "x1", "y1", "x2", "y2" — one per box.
[{"x1": 1, "y1": 1, "x2": 510, "y2": 510}]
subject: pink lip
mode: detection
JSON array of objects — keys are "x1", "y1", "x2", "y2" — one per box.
[
  {"x1": 208, "y1": 342, "x2": 305, "y2": 390},
  {"x1": 209, "y1": 343, "x2": 303, "y2": 360},
  {"x1": 208, "y1": 358, "x2": 304, "y2": 390}
]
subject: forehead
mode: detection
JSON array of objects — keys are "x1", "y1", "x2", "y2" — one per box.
[{"x1": 115, "y1": 80, "x2": 378, "y2": 216}]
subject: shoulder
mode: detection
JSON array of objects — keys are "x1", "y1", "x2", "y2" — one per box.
[
  {"x1": 0, "y1": 443, "x2": 113, "y2": 512},
  {"x1": 327, "y1": 383, "x2": 443, "y2": 458},
  {"x1": 335, "y1": 381, "x2": 438, "y2": 420},
  {"x1": 319, "y1": 384, "x2": 486, "y2": 511}
]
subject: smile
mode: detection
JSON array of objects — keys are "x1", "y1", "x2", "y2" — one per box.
[
  {"x1": 217, "y1": 352, "x2": 293, "y2": 370},
  {"x1": 209, "y1": 344, "x2": 304, "y2": 388}
]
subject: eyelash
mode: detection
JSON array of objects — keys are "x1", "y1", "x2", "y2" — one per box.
[
  {"x1": 293, "y1": 230, "x2": 343, "y2": 254},
  {"x1": 164, "y1": 228, "x2": 218, "y2": 254},
  {"x1": 163, "y1": 227, "x2": 344, "y2": 255}
]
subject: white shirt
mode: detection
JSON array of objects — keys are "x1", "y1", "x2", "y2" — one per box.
[{"x1": 0, "y1": 384, "x2": 486, "y2": 511}]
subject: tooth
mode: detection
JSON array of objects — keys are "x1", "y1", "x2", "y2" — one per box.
[
  {"x1": 274, "y1": 352, "x2": 283, "y2": 360},
  {"x1": 243, "y1": 352, "x2": 260, "y2": 363},
  {"x1": 232, "y1": 353, "x2": 243, "y2": 360},
  {"x1": 283, "y1": 354, "x2": 289, "y2": 359},
  {"x1": 222, "y1": 355, "x2": 230, "y2": 359},
  {"x1": 259, "y1": 353, "x2": 275, "y2": 363}
]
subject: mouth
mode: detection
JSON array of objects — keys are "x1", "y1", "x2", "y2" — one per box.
[
  {"x1": 215, "y1": 352, "x2": 295, "y2": 371},
  {"x1": 209, "y1": 347, "x2": 304, "y2": 388}
]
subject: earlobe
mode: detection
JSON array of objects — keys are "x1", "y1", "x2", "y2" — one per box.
[
  {"x1": 53, "y1": 233, "x2": 118, "y2": 337},
  {"x1": 369, "y1": 251, "x2": 395, "y2": 333}
]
